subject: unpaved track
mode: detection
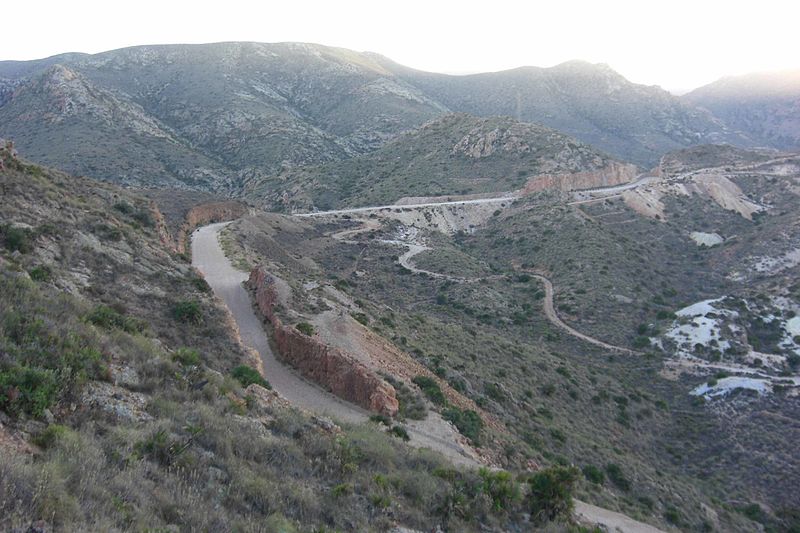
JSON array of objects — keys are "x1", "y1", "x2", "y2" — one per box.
[
  {"x1": 193, "y1": 222, "x2": 367, "y2": 423},
  {"x1": 295, "y1": 195, "x2": 517, "y2": 218},
  {"x1": 192, "y1": 222, "x2": 480, "y2": 466},
  {"x1": 195, "y1": 221, "x2": 661, "y2": 531},
  {"x1": 575, "y1": 501, "x2": 665, "y2": 533},
  {"x1": 532, "y1": 274, "x2": 641, "y2": 355}
]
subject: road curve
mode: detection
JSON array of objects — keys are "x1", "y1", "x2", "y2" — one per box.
[
  {"x1": 192, "y1": 222, "x2": 368, "y2": 423},
  {"x1": 194, "y1": 222, "x2": 660, "y2": 531},
  {"x1": 533, "y1": 274, "x2": 641, "y2": 355},
  {"x1": 191, "y1": 222, "x2": 481, "y2": 466}
]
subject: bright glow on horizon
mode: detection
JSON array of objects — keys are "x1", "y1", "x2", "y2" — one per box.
[{"x1": 2, "y1": 0, "x2": 799, "y2": 92}]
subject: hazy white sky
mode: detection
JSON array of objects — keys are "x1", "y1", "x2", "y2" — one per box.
[{"x1": 2, "y1": 0, "x2": 798, "y2": 92}]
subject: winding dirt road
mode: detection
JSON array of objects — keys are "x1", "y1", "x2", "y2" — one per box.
[
  {"x1": 532, "y1": 274, "x2": 641, "y2": 355},
  {"x1": 194, "y1": 220, "x2": 662, "y2": 532},
  {"x1": 192, "y1": 222, "x2": 480, "y2": 466}
]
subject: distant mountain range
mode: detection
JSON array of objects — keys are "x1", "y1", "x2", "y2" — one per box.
[
  {"x1": 684, "y1": 68, "x2": 800, "y2": 150},
  {"x1": 0, "y1": 42, "x2": 797, "y2": 193}
]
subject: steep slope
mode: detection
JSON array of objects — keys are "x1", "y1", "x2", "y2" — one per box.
[
  {"x1": 0, "y1": 146, "x2": 583, "y2": 532},
  {"x1": 244, "y1": 113, "x2": 637, "y2": 211},
  {"x1": 684, "y1": 69, "x2": 800, "y2": 150},
  {"x1": 0, "y1": 64, "x2": 229, "y2": 188},
  {"x1": 0, "y1": 42, "x2": 447, "y2": 189},
  {"x1": 375, "y1": 57, "x2": 750, "y2": 166}
]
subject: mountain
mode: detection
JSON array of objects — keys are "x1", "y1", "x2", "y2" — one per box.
[
  {"x1": 373, "y1": 57, "x2": 750, "y2": 166},
  {"x1": 244, "y1": 113, "x2": 637, "y2": 210},
  {"x1": 0, "y1": 42, "x2": 757, "y2": 193},
  {"x1": 684, "y1": 68, "x2": 800, "y2": 150},
  {"x1": 0, "y1": 42, "x2": 447, "y2": 191}
]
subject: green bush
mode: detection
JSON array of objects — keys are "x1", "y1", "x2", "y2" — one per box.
[
  {"x1": 172, "y1": 348, "x2": 201, "y2": 367},
  {"x1": 86, "y1": 305, "x2": 145, "y2": 333},
  {"x1": 32, "y1": 424, "x2": 71, "y2": 449},
  {"x1": 480, "y1": 468, "x2": 520, "y2": 512},
  {"x1": 171, "y1": 300, "x2": 202, "y2": 324},
  {"x1": 526, "y1": 466, "x2": 579, "y2": 524},
  {"x1": 295, "y1": 322, "x2": 315, "y2": 336},
  {"x1": 0, "y1": 224, "x2": 33, "y2": 253},
  {"x1": 412, "y1": 375, "x2": 446, "y2": 405},
  {"x1": 28, "y1": 265, "x2": 51, "y2": 282},
  {"x1": 390, "y1": 425, "x2": 410, "y2": 441},
  {"x1": 231, "y1": 365, "x2": 271, "y2": 389},
  {"x1": 443, "y1": 407, "x2": 483, "y2": 445},
  {"x1": 582, "y1": 464, "x2": 605, "y2": 485},
  {"x1": 0, "y1": 366, "x2": 59, "y2": 417},
  {"x1": 605, "y1": 463, "x2": 631, "y2": 491}
]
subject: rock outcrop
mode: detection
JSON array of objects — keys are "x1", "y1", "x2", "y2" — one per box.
[
  {"x1": 246, "y1": 268, "x2": 399, "y2": 416},
  {"x1": 176, "y1": 201, "x2": 249, "y2": 253},
  {"x1": 519, "y1": 161, "x2": 638, "y2": 194}
]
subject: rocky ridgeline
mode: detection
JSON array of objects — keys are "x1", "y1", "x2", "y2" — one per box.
[{"x1": 246, "y1": 267, "x2": 399, "y2": 416}]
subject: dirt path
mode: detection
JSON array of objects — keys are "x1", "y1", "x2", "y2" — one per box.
[
  {"x1": 192, "y1": 222, "x2": 480, "y2": 466},
  {"x1": 196, "y1": 221, "x2": 661, "y2": 531},
  {"x1": 532, "y1": 274, "x2": 641, "y2": 355},
  {"x1": 575, "y1": 501, "x2": 666, "y2": 533}
]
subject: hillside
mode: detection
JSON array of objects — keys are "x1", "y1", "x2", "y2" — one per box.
[
  {"x1": 375, "y1": 57, "x2": 750, "y2": 166},
  {"x1": 244, "y1": 113, "x2": 638, "y2": 211},
  {"x1": 0, "y1": 42, "x2": 762, "y2": 193},
  {"x1": 685, "y1": 69, "x2": 800, "y2": 150},
  {"x1": 0, "y1": 42, "x2": 447, "y2": 191},
  {"x1": 0, "y1": 147, "x2": 583, "y2": 531}
]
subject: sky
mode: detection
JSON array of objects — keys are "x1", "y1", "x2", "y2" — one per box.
[{"x1": 2, "y1": 0, "x2": 799, "y2": 93}]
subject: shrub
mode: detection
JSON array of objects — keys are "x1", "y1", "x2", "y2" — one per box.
[
  {"x1": 443, "y1": 407, "x2": 483, "y2": 445},
  {"x1": 480, "y1": 468, "x2": 520, "y2": 512},
  {"x1": 351, "y1": 312, "x2": 369, "y2": 325},
  {"x1": 526, "y1": 466, "x2": 579, "y2": 524},
  {"x1": 172, "y1": 300, "x2": 202, "y2": 324},
  {"x1": 412, "y1": 375, "x2": 446, "y2": 405},
  {"x1": 295, "y1": 322, "x2": 315, "y2": 336},
  {"x1": 369, "y1": 414, "x2": 391, "y2": 426},
  {"x1": 231, "y1": 365, "x2": 271, "y2": 389},
  {"x1": 0, "y1": 366, "x2": 59, "y2": 417},
  {"x1": 27, "y1": 265, "x2": 51, "y2": 282},
  {"x1": 582, "y1": 464, "x2": 604, "y2": 485},
  {"x1": 0, "y1": 224, "x2": 33, "y2": 253},
  {"x1": 390, "y1": 425, "x2": 410, "y2": 441},
  {"x1": 605, "y1": 463, "x2": 631, "y2": 491},
  {"x1": 32, "y1": 424, "x2": 71, "y2": 449},
  {"x1": 87, "y1": 305, "x2": 145, "y2": 333},
  {"x1": 172, "y1": 348, "x2": 201, "y2": 367}
]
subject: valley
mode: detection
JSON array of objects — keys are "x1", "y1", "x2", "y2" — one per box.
[{"x1": 1, "y1": 38, "x2": 799, "y2": 533}]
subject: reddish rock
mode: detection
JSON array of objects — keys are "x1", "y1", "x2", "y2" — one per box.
[
  {"x1": 247, "y1": 268, "x2": 399, "y2": 416},
  {"x1": 176, "y1": 201, "x2": 249, "y2": 253},
  {"x1": 519, "y1": 161, "x2": 638, "y2": 194}
]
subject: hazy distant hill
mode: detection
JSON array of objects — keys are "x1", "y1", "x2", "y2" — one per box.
[
  {"x1": 373, "y1": 57, "x2": 749, "y2": 166},
  {"x1": 0, "y1": 42, "x2": 761, "y2": 191},
  {"x1": 684, "y1": 69, "x2": 800, "y2": 150}
]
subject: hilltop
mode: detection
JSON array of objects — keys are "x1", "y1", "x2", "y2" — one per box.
[
  {"x1": 0, "y1": 42, "x2": 761, "y2": 193},
  {"x1": 245, "y1": 113, "x2": 637, "y2": 211}
]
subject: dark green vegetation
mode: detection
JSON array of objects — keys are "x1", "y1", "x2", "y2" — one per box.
[
  {"x1": 231, "y1": 365, "x2": 271, "y2": 389},
  {"x1": 0, "y1": 42, "x2": 762, "y2": 195}
]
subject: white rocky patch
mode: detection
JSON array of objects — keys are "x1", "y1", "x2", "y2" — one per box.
[
  {"x1": 691, "y1": 376, "x2": 772, "y2": 398},
  {"x1": 690, "y1": 231, "x2": 724, "y2": 247}
]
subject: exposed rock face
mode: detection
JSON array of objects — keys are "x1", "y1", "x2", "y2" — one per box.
[
  {"x1": 246, "y1": 268, "x2": 399, "y2": 416},
  {"x1": 176, "y1": 201, "x2": 249, "y2": 253},
  {"x1": 520, "y1": 161, "x2": 638, "y2": 194}
]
